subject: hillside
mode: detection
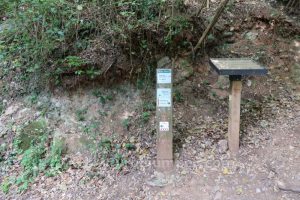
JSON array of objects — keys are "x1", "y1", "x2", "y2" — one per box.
[{"x1": 0, "y1": 0, "x2": 299, "y2": 199}]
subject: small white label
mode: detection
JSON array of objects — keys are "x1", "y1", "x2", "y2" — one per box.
[
  {"x1": 157, "y1": 69, "x2": 172, "y2": 84},
  {"x1": 157, "y1": 88, "x2": 171, "y2": 107},
  {"x1": 159, "y1": 122, "x2": 169, "y2": 132}
]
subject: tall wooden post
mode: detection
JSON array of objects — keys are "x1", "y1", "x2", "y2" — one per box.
[
  {"x1": 228, "y1": 75, "x2": 242, "y2": 155},
  {"x1": 156, "y1": 68, "x2": 173, "y2": 171}
]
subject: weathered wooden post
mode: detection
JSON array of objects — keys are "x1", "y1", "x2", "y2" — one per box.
[
  {"x1": 209, "y1": 58, "x2": 267, "y2": 155},
  {"x1": 156, "y1": 58, "x2": 173, "y2": 171},
  {"x1": 228, "y1": 75, "x2": 242, "y2": 154}
]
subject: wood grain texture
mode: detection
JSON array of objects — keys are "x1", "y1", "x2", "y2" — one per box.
[
  {"x1": 228, "y1": 80, "x2": 242, "y2": 155},
  {"x1": 156, "y1": 68, "x2": 173, "y2": 171}
]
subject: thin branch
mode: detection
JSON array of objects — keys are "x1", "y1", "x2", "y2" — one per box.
[
  {"x1": 193, "y1": 0, "x2": 230, "y2": 53},
  {"x1": 195, "y1": 0, "x2": 207, "y2": 17}
]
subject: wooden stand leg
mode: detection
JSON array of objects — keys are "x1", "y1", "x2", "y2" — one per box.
[{"x1": 228, "y1": 76, "x2": 242, "y2": 155}]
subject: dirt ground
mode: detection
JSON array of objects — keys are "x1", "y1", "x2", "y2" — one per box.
[
  {"x1": 0, "y1": 0, "x2": 300, "y2": 199},
  {"x1": 1, "y1": 69, "x2": 299, "y2": 200}
]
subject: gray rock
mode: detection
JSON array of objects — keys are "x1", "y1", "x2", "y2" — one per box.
[
  {"x1": 200, "y1": 143, "x2": 206, "y2": 149},
  {"x1": 247, "y1": 80, "x2": 252, "y2": 87},
  {"x1": 4, "y1": 104, "x2": 20, "y2": 116},
  {"x1": 213, "y1": 191, "x2": 222, "y2": 200},
  {"x1": 53, "y1": 132, "x2": 90, "y2": 155},
  {"x1": 0, "y1": 22, "x2": 13, "y2": 34},
  {"x1": 292, "y1": 63, "x2": 300, "y2": 84},
  {"x1": 36, "y1": 95, "x2": 50, "y2": 108},
  {"x1": 174, "y1": 59, "x2": 194, "y2": 84},
  {"x1": 50, "y1": 98, "x2": 62, "y2": 108},
  {"x1": 217, "y1": 76, "x2": 230, "y2": 89},
  {"x1": 244, "y1": 31, "x2": 259, "y2": 40},
  {"x1": 205, "y1": 140, "x2": 212, "y2": 147},
  {"x1": 8, "y1": 81, "x2": 24, "y2": 96},
  {"x1": 217, "y1": 140, "x2": 228, "y2": 154},
  {"x1": 223, "y1": 31, "x2": 234, "y2": 37},
  {"x1": 146, "y1": 172, "x2": 169, "y2": 187},
  {"x1": 260, "y1": 120, "x2": 268, "y2": 128},
  {"x1": 157, "y1": 57, "x2": 171, "y2": 68},
  {"x1": 0, "y1": 122, "x2": 3, "y2": 131},
  {"x1": 15, "y1": 108, "x2": 31, "y2": 119},
  {"x1": 210, "y1": 88, "x2": 228, "y2": 100},
  {"x1": 146, "y1": 177, "x2": 168, "y2": 187},
  {"x1": 256, "y1": 188, "x2": 262, "y2": 193},
  {"x1": 0, "y1": 121, "x2": 6, "y2": 137}
]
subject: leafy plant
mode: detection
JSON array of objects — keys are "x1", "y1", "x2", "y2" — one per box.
[
  {"x1": 93, "y1": 90, "x2": 114, "y2": 105},
  {"x1": 203, "y1": 80, "x2": 210, "y2": 85},
  {"x1": 164, "y1": 15, "x2": 190, "y2": 45},
  {"x1": 7, "y1": 120, "x2": 67, "y2": 192},
  {"x1": 211, "y1": 90, "x2": 217, "y2": 98},
  {"x1": 110, "y1": 153, "x2": 127, "y2": 171},
  {"x1": 44, "y1": 140, "x2": 65, "y2": 177},
  {"x1": 0, "y1": 143, "x2": 7, "y2": 162},
  {"x1": 174, "y1": 89, "x2": 184, "y2": 102},
  {"x1": 16, "y1": 137, "x2": 47, "y2": 191},
  {"x1": 142, "y1": 101, "x2": 155, "y2": 111},
  {"x1": 28, "y1": 93, "x2": 39, "y2": 105},
  {"x1": 15, "y1": 135, "x2": 66, "y2": 192},
  {"x1": 124, "y1": 143, "x2": 136, "y2": 150},
  {"x1": 83, "y1": 121, "x2": 99, "y2": 135},
  {"x1": 1, "y1": 179, "x2": 10, "y2": 194},
  {"x1": 0, "y1": 102, "x2": 4, "y2": 116},
  {"x1": 141, "y1": 111, "x2": 151, "y2": 123},
  {"x1": 66, "y1": 56, "x2": 86, "y2": 68},
  {"x1": 98, "y1": 138, "x2": 112, "y2": 160},
  {"x1": 76, "y1": 108, "x2": 87, "y2": 121},
  {"x1": 136, "y1": 79, "x2": 145, "y2": 90},
  {"x1": 122, "y1": 118, "x2": 130, "y2": 130},
  {"x1": 252, "y1": 49, "x2": 268, "y2": 64},
  {"x1": 225, "y1": 0, "x2": 235, "y2": 12},
  {"x1": 0, "y1": 0, "x2": 193, "y2": 96},
  {"x1": 95, "y1": 137, "x2": 136, "y2": 171},
  {"x1": 1, "y1": 0, "x2": 76, "y2": 72},
  {"x1": 92, "y1": 90, "x2": 102, "y2": 98}
]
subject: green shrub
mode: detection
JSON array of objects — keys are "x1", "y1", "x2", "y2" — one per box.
[
  {"x1": 96, "y1": 137, "x2": 134, "y2": 171},
  {"x1": 0, "y1": 102, "x2": 4, "y2": 116},
  {"x1": 1, "y1": 179, "x2": 10, "y2": 194},
  {"x1": 15, "y1": 136, "x2": 66, "y2": 192},
  {"x1": 0, "y1": 0, "x2": 192, "y2": 93},
  {"x1": 12, "y1": 123, "x2": 66, "y2": 192},
  {"x1": 141, "y1": 111, "x2": 151, "y2": 123},
  {"x1": 1, "y1": 1, "x2": 76, "y2": 70},
  {"x1": 76, "y1": 108, "x2": 87, "y2": 121}
]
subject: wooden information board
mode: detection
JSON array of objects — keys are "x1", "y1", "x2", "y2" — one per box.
[{"x1": 209, "y1": 58, "x2": 267, "y2": 155}]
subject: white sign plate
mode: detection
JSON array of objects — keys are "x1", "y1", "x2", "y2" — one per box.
[
  {"x1": 159, "y1": 122, "x2": 169, "y2": 132},
  {"x1": 157, "y1": 88, "x2": 171, "y2": 107},
  {"x1": 157, "y1": 69, "x2": 172, "y2": 84}
]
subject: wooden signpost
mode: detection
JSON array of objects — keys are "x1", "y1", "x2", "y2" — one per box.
[
  {"x1": 156, "y1": 64, "x2": 173, "y2": 171},
  {"x1": 209, "y1": 58, "x2": 267, "y2": 155}
]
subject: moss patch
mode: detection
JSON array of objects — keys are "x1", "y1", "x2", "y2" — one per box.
[
  {"x1": 18, "y1": 120, "x2": 47, "y2": 151},
  {"x1": 292, "y1": 63, "x2": 300, "y2": 84}
]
